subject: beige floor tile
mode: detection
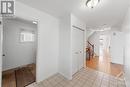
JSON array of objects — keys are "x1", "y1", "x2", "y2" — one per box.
[{"x1": 27, "y1": 68, "x2": 126, "y2": 87}]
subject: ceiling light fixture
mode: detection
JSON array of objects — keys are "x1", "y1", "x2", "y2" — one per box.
[
  {"x1": 86, "y1": 0, "x2": 100, "y2": 8},
  {"x1": 33, "y1": 21, "x2": 37, "y2": 24}
]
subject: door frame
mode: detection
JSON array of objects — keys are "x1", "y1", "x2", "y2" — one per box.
[
  {"x1": 1, "y1": 16, "x2": 39, "y2": 84},
  {"x1": 0, "y1": 17, "x2": 3, "y2": 87},
  {"x1": 71, "y1": 25, "x2": 86, "y2": 76}
]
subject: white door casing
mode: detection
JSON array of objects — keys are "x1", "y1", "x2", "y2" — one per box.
[{"x1": 72, "y1": 26, "x2": 84, "y2": 75}]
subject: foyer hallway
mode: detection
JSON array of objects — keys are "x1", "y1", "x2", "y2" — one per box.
[
  {"x1": 26, "y1": 68, "x2": 125, "y2": 87},
  {"x1": 86, "y1": 48, "x2": 123, "y2": 77}
]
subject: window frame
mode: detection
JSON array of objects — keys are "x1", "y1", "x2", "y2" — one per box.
[{"x1": 19, "y1": 29, "x2": 35, "y2": 43}]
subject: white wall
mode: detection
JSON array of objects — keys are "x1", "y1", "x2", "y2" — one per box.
[
  {"x1": 110, "y1": 31, "x2": 124, "y2": 64},
  {"x1": 59, "y1": 14, "x2": 72, "y2": 79},
  {"x1": 59, "y1": 14, "x2": 86, "y2": 79},
  {"x1": 2, "y1": 19, "x2": 37, "y2": 71},
  {"x1": 14, "y1": 1, "x2": 59, "y2": 82},
  {"x1": 121, "y1": 7, "x2": 130, "y2": 87},
  {"x1": 86, "y1": 30, "x2": 95, "y2": 40}
]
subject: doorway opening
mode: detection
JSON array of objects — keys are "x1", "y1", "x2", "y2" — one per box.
[
  {"x1": 2, "y1": 17, "x2": 38, "y2": 87},
  {"x1": 86, "y1": 31, "x2": 124, "y2": 77}
]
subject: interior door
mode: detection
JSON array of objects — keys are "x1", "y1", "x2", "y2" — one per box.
[
  {"x1": 110, "y1": 32, "x2": 124, "y2": 64},
  {"x1": 78, "y1": 30, "x2": 84, "y2": 70},
  {"x1": 72, "y1": 27, "x2": 79, "y2": 75},
  {"x1": 72, "y1": 27, "x2": 84, "y2": 75}
]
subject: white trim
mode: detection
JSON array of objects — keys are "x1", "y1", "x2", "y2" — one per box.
[
  {"x1": 124, "y1": 77, "x2": 128, "y2": 87},
  {"x1": 0, "y1": 17, "x2": 3, "y2": 87}
]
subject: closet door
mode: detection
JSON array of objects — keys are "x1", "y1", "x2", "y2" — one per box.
[
  {"x1": 72, "y1": 27, "x2": 84, "y2": 75},
  {"x1": 110, "y1": 32, "x2": 124, "y2": 64},
  {"x1": 77, "y1": 29, "x2": 84, "y2": 70}
]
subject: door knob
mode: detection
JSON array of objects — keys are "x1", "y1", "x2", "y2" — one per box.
[{"x1": 3, "y1": 54, "x2": 5, "y2": 56}]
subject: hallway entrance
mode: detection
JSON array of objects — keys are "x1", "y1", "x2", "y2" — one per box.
[{"x1": 86, "y1": 31, "x2": 124, "y2": 77}]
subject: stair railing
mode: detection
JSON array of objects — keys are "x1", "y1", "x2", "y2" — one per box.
[{"x1": 87, "y1": 41, "x2": 94, "y2": 58}]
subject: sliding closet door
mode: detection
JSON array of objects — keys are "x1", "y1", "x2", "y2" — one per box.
[
  {"x1": 72, "y1": 27, "x2": 84, "y2": 75},
  {"x1": 72, "y1": 27, "x2": 79, "y2": 75},
  {"x1": 77, "y1": 29, "x2": 84, "y2": 70}
]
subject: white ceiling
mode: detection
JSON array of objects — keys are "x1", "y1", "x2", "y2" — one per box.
[{"x1": 18, "y1": 0, "x2": 130, "y2": 28}]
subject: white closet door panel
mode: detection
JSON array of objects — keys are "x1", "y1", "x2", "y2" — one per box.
[
  {"x1": 72, "y1": 27, "x2": 84, "y2": 75},
  {"x1": 78, "y1": 30, "x2": 84, "y2": 70},
  {"x1": 72, "y1": 27, "x2": 79, "y2": 75}
]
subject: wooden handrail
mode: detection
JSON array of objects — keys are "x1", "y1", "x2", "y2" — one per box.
[
  {"x1": 88, "y1": 41, "x2": 94, "y2": 47},
  {"x1": 87, "y1": 41, "x2": 94, "y2": 60}
]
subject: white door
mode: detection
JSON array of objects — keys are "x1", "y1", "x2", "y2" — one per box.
[
  {"x1": 78, "y1": 30, "x2": 84, "y2": 70},
  {"x1": 110, "y1": 32, "x2": 124, "y2": 64},
  {"x1": 0, "y1": 17, "x2": 3, "y2": 87},
  {"x1": 72, "y1": 27, "x2": 84, "y2": 75}
]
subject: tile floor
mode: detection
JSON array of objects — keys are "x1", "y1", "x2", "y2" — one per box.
[{"x1": 26, "y1": 68, "x2": 126, "y2": 87}]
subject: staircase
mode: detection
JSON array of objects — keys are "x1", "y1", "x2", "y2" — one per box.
[
  {"x1": 86, "y1": 41, "x2": 94, "y2": 60},
  {"x1": 86, "y1": 30, "x2": 96, "y2": 61},
  {"x1": 86, "y1": 31, "x2": 95, "y2": 39}
]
